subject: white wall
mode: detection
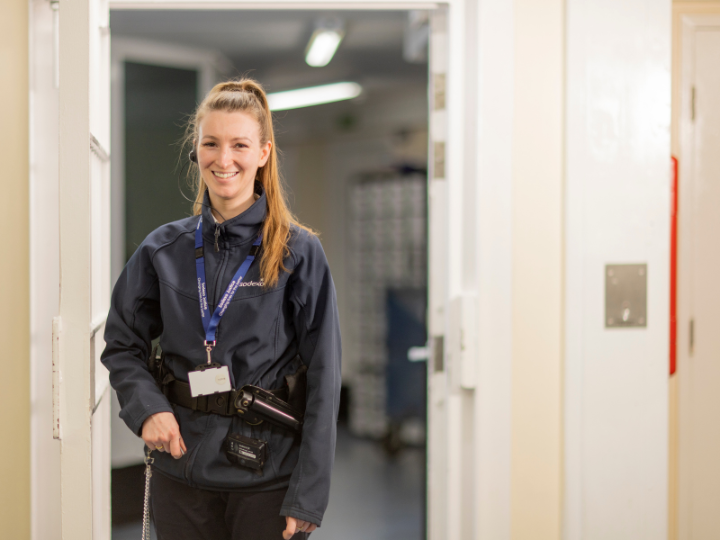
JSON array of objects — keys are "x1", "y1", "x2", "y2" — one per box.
[{"x1": 564, "y1": 1, "x2": 671, "y2": 539}]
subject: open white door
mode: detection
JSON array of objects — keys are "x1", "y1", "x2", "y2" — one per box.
[
  {"x1": 55, "y1": 0, "x2": 112, "y2": 537},
  {"x1": 678, "y1": 14, "x2": 720, "y2": 540}
]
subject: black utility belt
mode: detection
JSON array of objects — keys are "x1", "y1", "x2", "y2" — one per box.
[{"x1": 163, "y1": 379, "x2": 303, "y2": 433}]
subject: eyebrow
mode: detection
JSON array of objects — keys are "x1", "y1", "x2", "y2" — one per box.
[{"x1": 201, "y1": 135, "x2": 253, "y2": 143}]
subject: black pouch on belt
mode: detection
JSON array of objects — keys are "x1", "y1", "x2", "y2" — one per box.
[{"x1": 224, "y1": 433, "x2": 268, "y2": 475}]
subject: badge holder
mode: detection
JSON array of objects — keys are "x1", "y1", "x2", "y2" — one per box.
[{"x1": 187, "y1": 341, "x2": 231, "y2": 398}]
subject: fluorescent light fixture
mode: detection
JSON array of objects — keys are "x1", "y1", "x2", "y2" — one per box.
[
  {"x1": 305, "y1": 29, "x2": 344, "y2": 67},
  {"x1": 267, "y1": 82, "x2": 362, "y2": 111}
]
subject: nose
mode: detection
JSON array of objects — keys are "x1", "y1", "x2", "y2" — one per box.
[{"x1": 218, "y1": 145, "x2": 233, "y2": 168}]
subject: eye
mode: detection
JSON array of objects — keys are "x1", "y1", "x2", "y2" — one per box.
[
  {"x1": 235, "y1": 143, "x2": 248, "y2": 149},
  {"x1": 202, "y1": 142, "x2": 216, "y2": 148}
]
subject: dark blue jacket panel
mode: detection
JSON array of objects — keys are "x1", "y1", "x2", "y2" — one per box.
[{"x1": 101, "y1": 189, "x2": 341, "y2": 525}]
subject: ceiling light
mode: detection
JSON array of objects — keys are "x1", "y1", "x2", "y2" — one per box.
[
  {"x1": 267, "y1": 82, "x2": 362, "y2": 111},
  {"x1": 305, "y1": 22, "x2": 344, "y2": 67}
]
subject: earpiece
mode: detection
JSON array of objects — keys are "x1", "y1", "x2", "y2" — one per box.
[
  {"x1": 189, "y1": 149, "x2": 198, "y2": 163},
  {"x1": 176, "y1": 158, "x2": 229, "y2": 222}
]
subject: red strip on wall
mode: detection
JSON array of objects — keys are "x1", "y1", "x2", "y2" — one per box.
[{"x1": 670, "y1": 156, "x2": 679, "y2": 376}]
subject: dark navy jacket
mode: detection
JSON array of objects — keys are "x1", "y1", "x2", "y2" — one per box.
[{"x1": 101, "y1": 188, "x2": 341, "y2": 526}]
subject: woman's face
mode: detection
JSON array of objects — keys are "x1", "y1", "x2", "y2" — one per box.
[{"x1": 197, "y1": 110, "x2": 271, "y2": 207}]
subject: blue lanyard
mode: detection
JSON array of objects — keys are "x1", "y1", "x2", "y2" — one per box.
[{"x1": 195, "y1": 215, "x2": 262, "y2": 361}]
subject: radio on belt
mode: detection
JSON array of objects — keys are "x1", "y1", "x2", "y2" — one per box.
[{"x1": 224, "y1": 433, "x2": 268, "y2": 473}]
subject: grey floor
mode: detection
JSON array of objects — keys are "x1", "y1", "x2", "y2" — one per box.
[{"x1": 112, "y1": 426, "x2": 424, "y2": 540}]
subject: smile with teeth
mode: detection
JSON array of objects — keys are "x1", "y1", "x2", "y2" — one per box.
[{"x1": 213, "y1": 171, "x2": 239, "y2": 179}]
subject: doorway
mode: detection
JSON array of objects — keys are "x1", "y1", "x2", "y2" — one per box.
[{"x1": 108, "y1": 8, "x2": 431, "y2": 540}]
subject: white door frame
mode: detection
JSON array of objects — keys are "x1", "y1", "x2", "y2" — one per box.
[
  {"x1": 56, "y1": 0, "x2": 113, "y2": 537},
  {"x1": 676, "y1": 12, "x2": 720, "y2": 540},
  {"x1": 107, "y1": 3, "x2": 466, "y2": 539},
  {"x1": 108, "y1": 1, "x2": 503, "y2": 538}
]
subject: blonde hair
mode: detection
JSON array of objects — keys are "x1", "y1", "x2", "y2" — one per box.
[{"x1": 185, "y1": 79, "x2": 314, "y2": 288}]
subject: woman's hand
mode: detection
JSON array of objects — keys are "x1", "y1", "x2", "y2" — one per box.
[
  {"x1": 141, "y1": 412, "x2": 187, "y2": 459},
  {"x1": 283, "y1": 516, "x2": 317, "y2": 538}
]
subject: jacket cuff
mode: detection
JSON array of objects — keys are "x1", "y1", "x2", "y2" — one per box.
[
  {"x1": 279, "y1": 505, "x2": 324, "y2": 527},
  {"x1": 121, "y1": 401, "x2": 175, "y2": 437}
]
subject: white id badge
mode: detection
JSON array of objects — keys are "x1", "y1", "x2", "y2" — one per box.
[{"x1": 188, "y1": 365, "x2": 232, "y2": 397}]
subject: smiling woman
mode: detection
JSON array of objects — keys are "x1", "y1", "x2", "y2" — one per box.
[{"x1": 102, "y1": 78, "x2": 341, "y2": 540}]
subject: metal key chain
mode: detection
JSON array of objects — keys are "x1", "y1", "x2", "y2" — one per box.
[{"x1": 142, "y1": 448, "x2": 154, "y2": 540}]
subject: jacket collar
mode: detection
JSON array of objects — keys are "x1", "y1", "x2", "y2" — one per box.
[{"x1": 200, "y1": 183, "x2": 266, "y2": 247}]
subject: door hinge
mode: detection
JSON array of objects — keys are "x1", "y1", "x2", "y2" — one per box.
[
  {"x1": 433, "y1": 73, "x2": 446, "y2": 111},
  {"x1": 689, "y1": 318, "x2": 695, "y2": 356},
  {"x1": 449, "y1": 294, "x2": 477, "y2": 389},
  {"x1": 432, "y1": 335, "x2": 444, "y2": 373},
  {"x1": 433, "y1": 141, "x2": 445, "y2": 179},
  {"x1": 52, "y1": 316, "x2": 62, "y2": 440},
  {"x1": 691, "y1": 86, "x2": 696, "y2": 122},
  {"x1": 50, "y1": 0, "x2": 59, "y2": 88},
  {"x1": 90, "y1": 134, "x2": 110, "y2": 163}
]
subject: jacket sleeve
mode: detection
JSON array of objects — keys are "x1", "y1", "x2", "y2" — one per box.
[
  {"x1": 101, "y1": 241, "x2": 174, "y2": 436},
  {"x1": 280, "y1": 234, "x2": 342, "y2": 526}
]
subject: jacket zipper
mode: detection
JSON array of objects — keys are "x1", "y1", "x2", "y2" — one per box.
[{"x1": 214, "y1": 224, "x2": 221, "y2": 252}]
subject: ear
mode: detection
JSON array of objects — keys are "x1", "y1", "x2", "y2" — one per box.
[{"x1": 258, "y1": 140, "x2": 272, "y2": 167}]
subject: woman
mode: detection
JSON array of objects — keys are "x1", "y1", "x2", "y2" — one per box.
[{"x1": 102, "y1": 79, "x2": 341, "y2": 540}]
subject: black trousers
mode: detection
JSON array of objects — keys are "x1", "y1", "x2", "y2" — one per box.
[{"x1": 151, "y1": 469, "x2": 309, "y2": 540}]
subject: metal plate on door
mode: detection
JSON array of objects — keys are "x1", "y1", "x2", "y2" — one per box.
[{"x1": 605, "y1": 264, "x2": 647, "y2": 328}]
